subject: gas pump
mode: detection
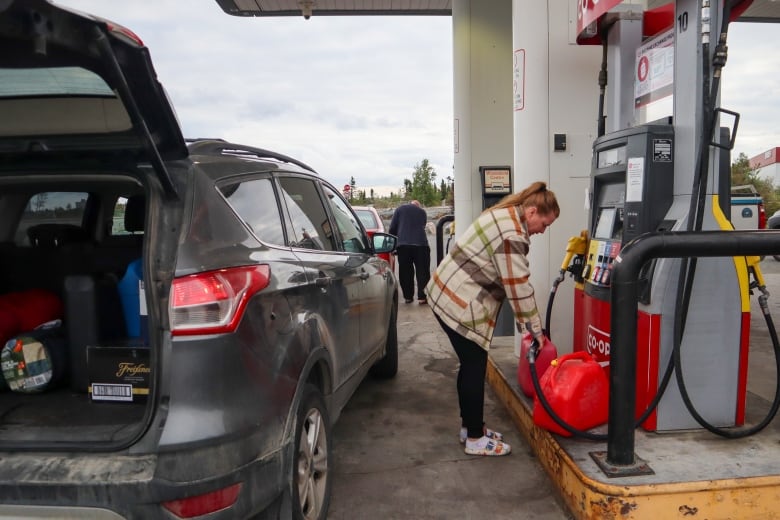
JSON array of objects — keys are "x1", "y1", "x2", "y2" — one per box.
[
  {"x1": 573, "y1": 123, "x2": 674, "y2": 364},
  {"x1": 569, "y1": 2, "x2": 754, "y2": 432}
]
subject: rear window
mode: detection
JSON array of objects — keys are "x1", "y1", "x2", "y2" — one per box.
[
  {"x1": 0, "y1": 67, "x2": 114, "y2": 98},
  {"x1": 0, "y1": 67, "x2": 129, "y2": 138},
  {"x1": 355, "y1": 209, "x2": 379, "y2": 229}
]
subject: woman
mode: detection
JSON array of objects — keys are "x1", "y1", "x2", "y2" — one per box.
[{"x1": 426, "y1": 181, "x2": 559, "y2": 456}]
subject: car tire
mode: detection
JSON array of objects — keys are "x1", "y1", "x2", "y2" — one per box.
[
  {"x1": 370, "y1": 304, "x2": 398, "y2": 379},
  {"x1": 292, "y1": 384, "x2": 332, "y2": 520}
]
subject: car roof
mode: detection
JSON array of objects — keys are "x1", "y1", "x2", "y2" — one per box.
[
  {"x1": 186, "y1": 139, "x2": 316, "y2": 175},
  {"x1": 0, "y1": 0, "x2": 187, "y2": 162}
]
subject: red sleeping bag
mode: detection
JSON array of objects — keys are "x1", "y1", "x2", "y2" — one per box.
[{"x1": 0, "y1": 289, "x2": 63, "y2": 346}]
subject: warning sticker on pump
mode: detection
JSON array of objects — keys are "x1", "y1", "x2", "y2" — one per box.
[{"x1": 653, "y1": 139, "x2": 672, "y2": 162}]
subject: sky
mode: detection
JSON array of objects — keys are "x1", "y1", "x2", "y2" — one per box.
[
  {"x1": 53, "y1": 1, "x2": 780, "y2": 195},
  {"x1": 55, "y1": 0, "x2": 454, "y2": 198},
  {"x1": 721, "y1": 21, "x2": 780, "y2": 161}
]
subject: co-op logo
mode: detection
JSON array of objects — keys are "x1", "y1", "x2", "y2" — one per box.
[{"x1": 586, "y1": 324, "x2": 611, "y2": 366}]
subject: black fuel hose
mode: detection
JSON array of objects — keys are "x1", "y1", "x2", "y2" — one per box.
[
  {"x1": 669, "y1": 0, "x2": 780, "y2": 438},
  {"x1": 673, "y1": 265, "x2": 780, "y2": 438},
  {"x1": 528, "y1": 344, "x2": 607, "y2": 441},
  {"x1": 533, "y1": 251, "x2": 780, "y2": 440},
  {"x1": 532, "y1": 273, "x2": 663, "y2": 441},
  {"x1": 530, "y1": 273, "x2": 608, "y2": 441}
]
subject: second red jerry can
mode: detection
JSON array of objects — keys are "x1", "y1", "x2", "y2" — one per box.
[{"x1": 532, "y1": 351, "x2": 609, "y2": 437}]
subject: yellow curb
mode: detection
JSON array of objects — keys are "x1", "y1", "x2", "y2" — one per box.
[{"x1": 487, "y1": 358, "x2": 780, "y2": 520}]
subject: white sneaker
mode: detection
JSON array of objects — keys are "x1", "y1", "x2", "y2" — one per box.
[
  {"x1": 464, "y1": 436, "x2": 511, "y2": 456},
  {"x1": 459, "y1": 427, "x2": 504, "y2": 444}
]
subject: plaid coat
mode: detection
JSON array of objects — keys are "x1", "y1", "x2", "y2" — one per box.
[{"x1": 426, "y1": 205, "x2": 543, "y2": 351}]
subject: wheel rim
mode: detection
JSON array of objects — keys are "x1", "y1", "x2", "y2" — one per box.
[{"x1": 297, "y1": 407, "x2": 328, "y2": 520}]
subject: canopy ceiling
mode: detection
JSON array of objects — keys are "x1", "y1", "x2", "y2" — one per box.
[
  {"x1": 214, "y1": 0, "x2": 452, "y2": 17},
  {"x1": 214, "y1": 0, "x2": 780, "y2": 21}
]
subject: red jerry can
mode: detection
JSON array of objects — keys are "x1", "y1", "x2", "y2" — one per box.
[
  {"x1": 532, "y1": 351, "x2": 609, "y2": 437},
  {"x1": 517, "y1": 332, "x2": 558, "y2": 398}
]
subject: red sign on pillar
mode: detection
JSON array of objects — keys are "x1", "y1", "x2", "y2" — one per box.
[{"x1": 575, "y1": 0, "x2": 623, "y2": 42}]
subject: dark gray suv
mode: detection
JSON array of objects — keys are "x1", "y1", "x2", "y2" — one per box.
[{"x1": 0, "y1": 1, "x2": 398, "y2": 519}]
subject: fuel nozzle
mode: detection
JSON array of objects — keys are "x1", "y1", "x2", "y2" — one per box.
[
  {"x1": 555, "y1": 230, "x2": 589, "y2": 285},
  {"x1": 527, "y1": 337, "x2": 541, "y2": 364},
  {"x1": 746, "y1": 255, "x2": 770, "y2": 311}
]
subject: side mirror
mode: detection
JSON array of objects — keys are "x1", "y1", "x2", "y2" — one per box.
[{"x1": 372, "y1": 232, "x2": 397, "y2": 254}]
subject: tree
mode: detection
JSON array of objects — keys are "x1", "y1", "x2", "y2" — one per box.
[
  {"x1": 439, "y1": 179, "x2": 448, "y2": 203},
  {"x1": 445, "y1": 175, "x2": 454, "y2": 206},
  {"x1": 405, "y1": 159, "x2": 439, "y2": 206}
]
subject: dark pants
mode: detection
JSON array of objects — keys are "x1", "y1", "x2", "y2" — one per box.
[
  {"x1": 435, "y1": 316, "x2": 487, "y2": 439},
  {"x1": 397, "y1": 245, "x2": 431, "y2": 301}
]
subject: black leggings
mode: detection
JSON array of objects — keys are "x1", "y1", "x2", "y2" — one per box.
[{"x1": 436, "y1": 316, "x2": 487, "y2": 439}]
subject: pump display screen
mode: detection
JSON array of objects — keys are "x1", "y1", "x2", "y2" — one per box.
[
  {"x1": 597, "y1": 145, "x2": 626, "y2": 168},
  {"x1": 594, "y1": 208, "x2": 617, "y2": 239}
]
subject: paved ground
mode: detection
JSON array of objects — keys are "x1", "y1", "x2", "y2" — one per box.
[
  {"x1": 327, "y1": 250, "x2": 780, "y2": 519},
  {"x1": 328, "y1": 299, "x2": 571, "y2": 520}
]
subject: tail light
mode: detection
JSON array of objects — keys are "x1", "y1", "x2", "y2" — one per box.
[
  {"x1": 106, "y1": 22, "x2": 145, "y2": 46},
  {"x1": 162, "y1": 483, "x2": 242, "y2": 518},
  {"x1": 759, "y1": 203, "x2": 767, "y2": 230},
  {"x1": 170, "y1": 265, "x2": 270, "y2": 336}
]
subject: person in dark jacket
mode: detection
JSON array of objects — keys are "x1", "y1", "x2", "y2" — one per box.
[{"x1": 389, "y1": 200, "x2": 431, "y2": 304}]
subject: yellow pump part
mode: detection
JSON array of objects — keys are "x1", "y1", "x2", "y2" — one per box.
[
  {"x1": 712, "y1": 194, "x2": 751, "y2": 312},
  {"x1": 561, "y1": 230, "x2": 589, "y2": 271}
]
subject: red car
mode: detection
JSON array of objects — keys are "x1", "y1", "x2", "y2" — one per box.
[{"x1": 353, "y1": 205, "x2": 396, "y2": 271}]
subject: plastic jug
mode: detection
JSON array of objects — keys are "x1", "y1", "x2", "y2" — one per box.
[
  {"x1": 532, "y1": 351, "x2": 609, "y2": 437},
  {"x1": 517, "y1": 332, "x2": 558, "y2": 398},
  {"x1": 118, "y1": 259, "x2": 147, "y2": 340}
]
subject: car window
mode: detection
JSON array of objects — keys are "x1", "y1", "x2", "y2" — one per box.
[
  {"x1": 277, "y1": 176, "x2": 337, "y2": 251},
  {"x1": 16, "y1": 192, "x2": 88, "y2": 246},
  {"x1": 323, "y1": 186, "x2": 370, "y2": 254},
  {"x1": 110, "y1": 196, "x2": 146, "y2": 236},
  {"x1": 218, "y1": 177, "x2": 286, "y2": 246},
  {"x1": 355, "y1": 209, "x2": 378, "y2": 229}
]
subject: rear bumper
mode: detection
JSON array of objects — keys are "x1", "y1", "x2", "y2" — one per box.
[{"x1": 0, "y1": 446, "x2": 286, "y2": 519}]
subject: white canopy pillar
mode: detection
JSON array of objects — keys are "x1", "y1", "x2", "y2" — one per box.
[
  {"x1": 452, "y1": 0, "x2": 601, "y2": 348},
  {"x1": 451, "y1": 0, "x2": 514, "y2": 231},
  {"x1": 512, "y1": 1, "x2": 601, "y2": 352}
]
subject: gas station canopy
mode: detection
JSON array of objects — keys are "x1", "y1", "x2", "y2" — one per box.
[
  {"x1": 214, "y1": 0, "x2": 452, "y2": 17},
  {"x1": 578, "y1": 1, "x2": 780, "y2": 43},
  {"x1": 214, "y1": 0, "x2": 780, "y2": 21}
]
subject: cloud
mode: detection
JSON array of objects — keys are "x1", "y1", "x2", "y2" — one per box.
[
  {"x1": 722, "y1": 22, "x2": 780, "y2": 160},
  {"x1": 55, "y1": 0, "x2": 454, "y2": 194},
  {"x1": 54, "y1": 1, "x2": 779, "y2": 190}
]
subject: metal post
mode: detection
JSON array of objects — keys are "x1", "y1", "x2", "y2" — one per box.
[{"x1": 606, "y1": 230, "x2": 780, "y2": 469}]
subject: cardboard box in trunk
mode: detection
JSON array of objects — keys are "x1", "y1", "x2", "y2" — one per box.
[{"x1": 87, "y1": 341, "x2": 150, "y2": 402}]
